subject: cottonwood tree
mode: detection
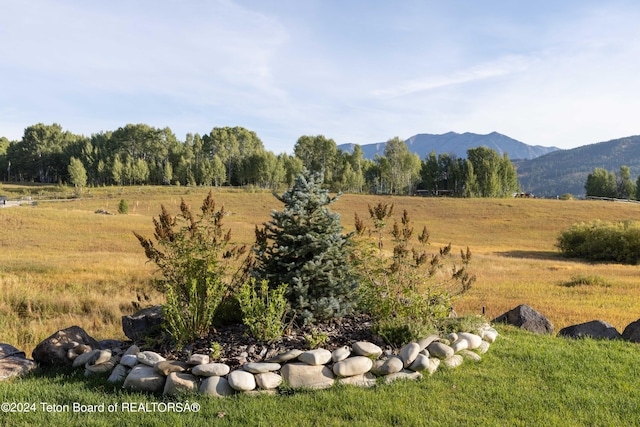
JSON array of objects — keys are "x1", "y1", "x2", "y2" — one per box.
[{"x1": 67, "y1": 157, "x2": 87, "y2": 190}]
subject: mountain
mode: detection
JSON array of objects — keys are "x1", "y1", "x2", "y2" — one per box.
[
  {"x1": 514, "y1": 135, "x2": 640, "y2": 198},
  {"x1": 338, "y1": 131, "x2": 559, "y2": 161}
]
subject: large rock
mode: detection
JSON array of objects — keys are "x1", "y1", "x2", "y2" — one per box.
[
  {"x1": 492, "y1": 304, "x2": 554, "y2": 334},
  {"x1": 622, "y1": 318, "x2": 640, "y2": 343},
  {"x1": 281, "y1": 363, "x2": 335, "y2": 389},
  {"x1": 228, "y1": 370, "x2": 256, "y2": 391},
  {"x1": 399, "y1": 343, "x2": 421, "y2": 368},
  {"x1": 332, "y1": 356, "x2": 373, "y2": 377},
  {"x1": 408, "y1": 354, "x2": 430, "y2": 372},
  {"x1": 137, "y1": 351, "x2": 166, "y2": 367},
  {"x1": 558, "y1": 320, "x2": 621, "y2": 340},
  {"x1": 0, "y1": 344, "x2": 37, "y2": 381},
  {"x1": 122, "y1": 305, "x2": 164, "y2": 341},
  {"x1": 123, "y1": 364, "x2": 166, "y2": 393},
  {"x1": 255, "y1": 372, "x2": 283, "y2": 389},
  {"x1": 72, "y1": 349, "x2": 100, "y2": 368},
  {"x1": 298, "y1": 349, "x2": 332, "y2": 366},
  {"x1": 192, "y1": 363, "x2": 230, "y2": 377},
  {"x1": 107, "y1": 364, "x2": 129, "y2": 383},
  {"x1": 243, "y1": 362, "x2": 281, "y2": 374},
  {"x1": 32, "y1": 326, "x2": 98, "y2": 367},
  {"x1": 457, "y1": 333, "x2": 483, "y2": 350},
  {"x1": 370, "y1": 356, "x2": 403, "y2": 376},
  {"x1": 351, "y1": 342, "x2": 383, "y2": 358},
  {"x1": 199, "y1": 376, "x2": 235, "y2": 397},
  {"x1": 163, "y1": 372, "x2": 198, "y2": 396},
  {"x1": 427, "y1": 342, "x2": 454, "y2": 360}
]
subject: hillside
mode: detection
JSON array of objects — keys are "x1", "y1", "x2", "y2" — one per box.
[
  {"x1": 339, "y1": 131, "x2": 559, "y2": 160},
  {"x1": 515, "y1": 135, "x2": 640, "y2": 197}
]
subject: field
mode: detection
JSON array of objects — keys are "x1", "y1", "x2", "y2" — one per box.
[
  {"x1": 1, "y1": 184, "x2": 640, "y2": 426},
  {"x1": 1, "y1": 184, "x2": 640, "y2": 354}
]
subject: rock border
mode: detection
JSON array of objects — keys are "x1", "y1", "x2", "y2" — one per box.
[
  {"x1": 21, "y1": 324, "x2": 499, "y2": 397},
  {"x1": 74, "y1": 324, "x2": 498, "y2": 397}
]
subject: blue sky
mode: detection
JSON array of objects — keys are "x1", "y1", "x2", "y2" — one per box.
[{"x1": 2, "y1": 0, "x2": 640, "y2": 154}]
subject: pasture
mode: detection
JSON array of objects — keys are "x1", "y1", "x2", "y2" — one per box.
[{"x1": 1, "y1": 184, "x2": 640, "y2": 355}]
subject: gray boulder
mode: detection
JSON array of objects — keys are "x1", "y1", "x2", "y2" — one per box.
[
  {"x1": 622, "y1": 318, "x2": 640, "y2": 343},
  {"x1": 0, "y1": 344, "x2": 36, "y2": 381},
  {"x1": 492, "y1": 304, "x2": 554, "y2": 334},
  {"x1": 32, "y1": 326, "x2": 98, "y2": 367},
  {"x1": 122, "y1": 305, "x2": 164, "y2": 341},
  {"x1": 558, "y1": 320, "x2": 621, "y2": 340}
]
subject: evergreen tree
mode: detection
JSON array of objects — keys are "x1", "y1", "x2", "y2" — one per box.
[{"x1": 252, "y1": 170, "x2": 359, "y2": 324}]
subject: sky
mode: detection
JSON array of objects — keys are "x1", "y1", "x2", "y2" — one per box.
[{"x1": 2, "y1": 0, "x2": 640, "y2": 154}]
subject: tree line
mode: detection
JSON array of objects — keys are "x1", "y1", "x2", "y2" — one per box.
[
  {"x1": 0, "y1": 123, "x2": 520, "y2": 197},
  {"x1": 585, "y1": 166, "x2": 640, "y2": 200}
]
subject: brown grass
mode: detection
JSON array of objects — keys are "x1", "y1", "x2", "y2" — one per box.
[{"x1": 1, "y1": 185, "x2": 639, "y2": 355}]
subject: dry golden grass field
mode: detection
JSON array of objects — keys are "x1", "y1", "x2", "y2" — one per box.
[{"x1": 1, "y1": 184, "x2": 640, "y2": 355}]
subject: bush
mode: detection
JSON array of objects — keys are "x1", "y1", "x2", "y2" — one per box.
[
  {"x1": 237, "y1": 278, "x2": 289, "y2": 344},
  {"x1": 560, "y1": 274, "x2": 612, "y2": 288},
  {"x1": 134, "y1": 191, "x2": 247, "y2": 346},
  {"x1": 118, "y1": 199, "x2": 129, "y2": 214},
  {"x1": 556, "y1": 220, "x2": 640, "y2": 264},
  {"x1": 353, "y1": 203, "x2": 475, "y2": 345}
]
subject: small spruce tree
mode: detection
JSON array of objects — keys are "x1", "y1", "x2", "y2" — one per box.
[{"x1": 252, "y1": 170, "x2": 358, "y2": 325}]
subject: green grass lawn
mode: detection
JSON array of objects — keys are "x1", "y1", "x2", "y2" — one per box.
[{"x1": 1, "y1": 326, "x2": 639, "y2": 427}]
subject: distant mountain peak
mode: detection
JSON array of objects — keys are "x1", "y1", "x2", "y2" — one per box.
[{"x1": 339, "y1": 132, "x2": 559, "y2": 161}]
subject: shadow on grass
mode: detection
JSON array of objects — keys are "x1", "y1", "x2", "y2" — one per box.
[{"x1": 496, "y1": 250, "x2": 563, "y2": 260}]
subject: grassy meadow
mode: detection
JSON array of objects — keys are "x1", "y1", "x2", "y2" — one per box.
[
  {"x1": 1, "y1": 183, "x2": 640, "y2": 354},
  {"x1": 1, "y1": 184, "x2": 640, "y2": 426}
]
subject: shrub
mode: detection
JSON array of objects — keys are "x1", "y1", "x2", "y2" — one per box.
[
  {"x1": 556, "y1": 220, "x2": 640, "y2": 264},
  {"x1": 237, "y1": 278, "x2": 289, "y2": 344},
  {"x1": 353, "y1": 203, "x2": 475, "y2": 345},
  {"x1": 251, "y1": 170, "x2": 359, "y2": 325},
  {"x1": 118, "y1": 199, "x2": 129, "y2": 214},
  {"x1": 560, "y1": 274, "x2": 612, "y2": 288},
  {"x1": 134, "y1": 191, "x2": 247, "y2": 346}
]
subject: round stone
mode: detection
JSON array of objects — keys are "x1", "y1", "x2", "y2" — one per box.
[
  {"x1": 457, "y1": 332, "x2": 483, "y2": 349},
  {"x1": 408, "y1": 354, "x2": 430, "y2": 372},
  {"x1": 228, "y1": 370, "x2": 256, "y2": 391},
  {"x1": 243, "y1": 362, "x2": 281, "y2": 374},
  {"x1": 427, "y1": 342, "x2": 454, "y2": 359},
  {"x1": 332, "y1": 346, "x2": 351, "y2": 363},
  {"x1": 351, "y1": 342, "x2": 383, "y2": 358},
  {"x1": 371, "y1": 356, "x2": 404, "y2": 376},
  {"x1": 137, "y1": 351, "x2": 166, "y2": 367},
  {"x1": 298, "y1": 349, "x2": 332, "y2": 366},
  {"x1": 255, "y1": 372, "x2": 283, "y2": 389},
  {"x1": 399, "y1": 342, "x2": 421, "y2": 368},
  {"x1": 332, "y1": 356, "x2": 373, "y2": 377},
  {"x1": 192, "y1": 363, "x2": 230, "y2": 377},
  {"x1": 120, "y1": 354, "x2": 139, "y2": 368},
  {"x1": 451, "y1": 339, "x2": 469, "y2": 353},
  {"x1": 200, "y1": 376, "x2": 235, "y2": 397}
]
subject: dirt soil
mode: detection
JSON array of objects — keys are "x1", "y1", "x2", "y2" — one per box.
[{"x1": 158, "y1": 314, "x2": 391, "y2": 370}]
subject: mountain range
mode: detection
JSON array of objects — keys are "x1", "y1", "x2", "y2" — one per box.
[
  {"x1": 514, "y1": 135, "x2": 640, "y2": 198},
  {"x1": 338, "y1": 131, "x2": 559, "y2": 161},
  {"x1": 339, "y1": 132, "x2": 640, "y2": 198}
]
